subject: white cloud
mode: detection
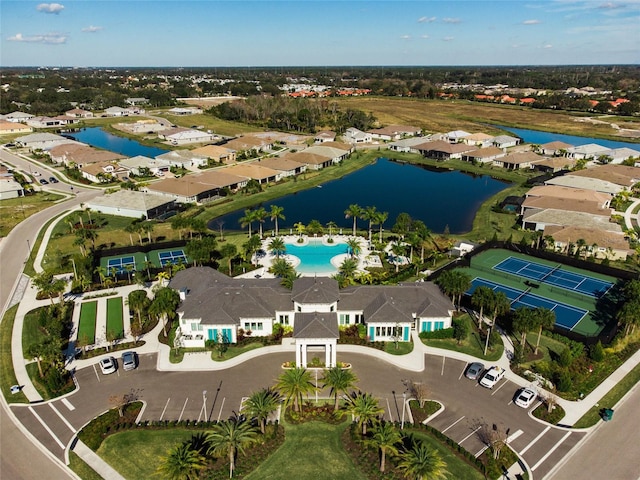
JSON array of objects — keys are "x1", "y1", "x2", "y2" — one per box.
[
  {"x1": 418, "y1": 16, "x2": 437, "y2": 23},
  {"x1": 599, "y1": 2, "x2": 624, "y2": 9},
  {"x1": 543, "y1": 43, "x2": 553, "y2": 48},
  {"x1": 523, "y1": 19, "x2": 542, "y2": 24},
  {"x1": 421, "y1": 34, "x2": 430, "y2": 39},
  {"x1": 442, "y1": 17, "x2": 461, "y2": 24},
  {"x1": 82, "y1": 25, "x2": 103, "y2": 33},
  {"x1": 442, "y1": 36, "x2": 455, "y2": 41},
  {"x1": 36, "y1": 3, "x2": 64, "y2": 14},
  {"x1": 400, "y1": 34, "x2": 411, "y2": 40},
  {"x1": 8, "y1": 32, "x2": 67, "y2": 44}
]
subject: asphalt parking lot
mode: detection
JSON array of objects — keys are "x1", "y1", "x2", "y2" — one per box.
[{"x1": 12, "y1": 351, "x2": 585, "y2": 478}]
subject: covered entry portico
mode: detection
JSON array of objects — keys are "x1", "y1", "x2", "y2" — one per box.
[{"x1": 293, "y1": 312, "x2": 339, "y2": 368}]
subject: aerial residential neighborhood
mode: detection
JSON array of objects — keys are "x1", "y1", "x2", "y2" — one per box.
[{"x1": 1, "y1": 2, "x2": 640, "y2": 480}]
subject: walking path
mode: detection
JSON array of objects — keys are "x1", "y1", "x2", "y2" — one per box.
[{"x1": 622, "y1": 197, "x2": 640, "y2": 231}]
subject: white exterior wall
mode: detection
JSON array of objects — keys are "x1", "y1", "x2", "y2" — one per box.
[
  {"x1": 88, "y1": 205, "x2": 147, "y2": 219},
  {"x1": 417, "y1": 315, "x2": 452, "y2": 333},
  {"x1": 294, "y1": 301, "x2": 337, "y2": 313},
  {"x1": 240, "y1": 317, "x2": 274, "y2": 337}
]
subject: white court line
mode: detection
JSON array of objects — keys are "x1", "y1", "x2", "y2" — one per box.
[
  {"x1": 491, "y1": 380, "x2": 508, "y2": 395},
  {"x1": 178, "y1": 398, "x2": 188, "y2": 422},
  {"x1": 159, "y1": 398, "x2": 170, "y2": 421},
  {"x1": 28, "y1": 406, "x2": 65, "y2": 449},
  {"x1": 61, "y1": 398, "x2": 75, "y2": 411},
  {"x1": 442, "y1": 416, "x2": 465, "y2": 433},
  {"x1": 459, "y1": 427, "x2": 481, "y2": 445},
  {"x1": 441, "y1": 357, "x2": 446, "y2": 376},
  {"x1": 217, "y1": 397, "x2": 226, "y2": 422},
  {"x1": 521, "y1": 426, "x2": 550, "y2": 455},
  {"x1": 49, "y1": 403, "x2": 76, "y2": 433},
  {"x1": 531, "y1": 431, "x2": 572, "y2": 471}
]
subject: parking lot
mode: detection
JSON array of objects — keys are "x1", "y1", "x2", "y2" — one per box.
[{"x1": 12, "y1": 351, "x2": 585, "y2": 478}]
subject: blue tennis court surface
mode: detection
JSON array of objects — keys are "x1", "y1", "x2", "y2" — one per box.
[
  {"x1": 493, "y1": 256, "x2": 612, "y2": 298},
  {"x1": 468, "y1": 278, "x2": 588, "y2": 330},
  {"x1": 158, "y1": 249, "x2": 188, "y2": 266},
  {"x1": 107, "y1": 256, "x2": 136, "y2": 275}
]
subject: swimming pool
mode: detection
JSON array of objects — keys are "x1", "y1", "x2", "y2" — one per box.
[{"x1": 285, "y1": 238, "x2": 349, "y2": 275}]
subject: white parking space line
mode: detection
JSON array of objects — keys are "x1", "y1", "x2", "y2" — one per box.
[
  {"x1": 531, "y1": 431, "x2": 572, "y2": 472},
  {"x1": 491, "y1": 380, "x2": 508, "y2": 396},
  {"x1": 459, "y1": 426, "x2": 481, "y2": 445},
  {"x1": 507, "y1": 400, "x2": 513, "y2": 405},
  {"x1": 178, "y1": 398, "x2": 188, "y2": 422},
  {"x1": 458, "y1": 365, "x2": 467, "y2": 380},
  {"x1": 386, "y1": 397, "x2": 394, "y2": 422},
  {"x1": 93, "y1": 364, "x2": 100, "y2": 382},
  {"x1": 441, "y1": 357, "x2": 446, "y2": 376},
  {"x1": 159, "y1": 398, "x2": 170, "y2": 421},
  {"x1": 507, "y1": 429, "x2": 524, "y2": 443},
  {"x1": 442, "y1": 416, "x2": 465, "y2": 433},
  {"x1": 61, "y1": 398, "x2": 75, "y2": 411},
  {"x1": 475, "y1": 445, "x2": 489, "y2": 458},
  {"x1": 217, "y1": 397, "x2": 226, "y2": 422},
  {"x1": 49, "y1": 403, "x2": 76, "y2": 433},
  {"x1": 28, "y1": 407, "x2": 65, "y2": 449},
  {"x1": 521, "y1": 426, "x2": 550, "y2": 455}
]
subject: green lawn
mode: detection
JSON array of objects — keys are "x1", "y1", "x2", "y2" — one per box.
[
  {"x1": 384, "y1": 340, "x2": 414, "y2": 355},
  {"x1": 22, "y1": 307, "x2": 49, "y2": 359},
  {"x1": 0, "y1": 191, "x2": 65, "y2": 238},
  {"x1": 97, "y1": 429, "x2": 194, "y2": 480},
  {"x1": 106, "y1": 297, "x2": 124, "y2": 340},
  {"x1": 245, "y1": 420, "x2": 367, "y2": 480},
  {"x1": 211, "y1": 341, "x2": 266, "y2": 361},
  {"x1": 68, "y1": 451, "x2": 103, "y2": 480},
  {"x1": 78, "y1": 301, "x2": 97, "y2": 345},
  {"x1": 1, "y1": 304, "x2": 28, "y2": 403}
]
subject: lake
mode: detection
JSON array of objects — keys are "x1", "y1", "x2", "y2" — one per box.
[
  {"x1": 209, "y1": 158, "x2": 511, "y2": 235},
  {"x1": 67, "y1": 127, "x2": 169, "y2": 158},
  {"x1": 498, "y1": 126, "x2": 640, "y2": 150}
]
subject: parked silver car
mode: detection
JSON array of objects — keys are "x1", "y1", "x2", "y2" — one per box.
[
  {"x1": 465, "y1": 362, "x2": 484, "y2": 380},
  {"x1": 121, "y1": 351, "x2": 137, "y2": 371}
]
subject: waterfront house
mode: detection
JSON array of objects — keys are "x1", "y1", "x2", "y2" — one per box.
[
  {"x1": 492, "y1": 135, "x2": 520, "y2": 149},
  {"x1": 191, "y1": 145, "x2": 237, "y2": 164},
  {"x1": 416, "y1": 140, "x2": 477, "y2": 160},
  {"x1": 0, "y1": 121, "x2": 32, "y2": 135}
]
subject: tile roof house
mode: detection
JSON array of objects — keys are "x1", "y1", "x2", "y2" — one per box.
[
  {"x1": 300, "y1": 145, "x2": 350, "y2": 166},
  {"x1": 367, "y1": 125, "x2": 421, "y2": 141},
  {"x1": 525, "y1": 185, "x2": 612, "y2": 208},
  {"x1": 520, "y1": 196, "x2": 612, "y2": 217},
  {"x1": 566, "y1": 164, "x2": 640, "y2": 189},
  {"x1": 388, "y1": 136, "x2": 437, "y2": 153},
  {"x1": 463, "y1": 133, "x2": 495, "y2": 148},
  {"x1": 156, "y1": 150, "x2": 209, "y2": 168},
  {"x1": 223, "y1": 163, "x2": 281, "y2": 184},
  {"x1": 446, "y1": 130, "x2": 471, "y2": 143},
  {"x1": 540, "y1": 141, "x2": 574, "y2": 156},
  {"x1": 492, "y1": 151, "x2": 544, "y2": 170},
  {"x1": 522, "y1": 209, "x2": 622, "y2": 233},
  {"x1": 224, "y1": 136, "x2": 273, "y2": 153},
  {"x1": 0, "y1": 178, "x2": 24, "y2": 200},
  {"x1": 415, "y1": 140, "x2": 477, "y2": 160},
  {"x1": 608, "y1": 148, "x2": 640, "y2": 164},
  {"x1": 492, "y1": 135, "x2": 521, "y2": 149},
  {"x1": 259, "y1": 156, "x2": 307, "y2": 177},
  {"x1": 461, "y1": 146, "x2": 506, "y2": 163},
  {"x1": 345, "y1": 127, "x2": 372, "y2": 144},
  {"x1": 314, "y1": 131, "x2": 337, "y2": 143},
  {"x1": 543, "y1": 175, "x2": 624, "y2": 195},
  {"x1": 145, "y1": 170, "x2": 248, "y2": 204},
  {"x1": 283, "y1": 151, "x2": 332, "y2": 170},
  {"x1": 544, "y1": 225, "x2": 632, "y2": 261},
  {"x1": 161, "y1": 129, "x2": 218, "y2": 145},
  {"x1": 567, "y1": 144, "x2": 611, "y2": 160},
  {"x1": 118, "y1": 155, "x2": 172, "y2": 176},
  {"x1": 15, "y1": 132, "x2": 76, "y2": 151},
  {"x1": 65, "y1": 108, "x2": 93, "y2": 118},
  {"x1": 191, "y1": 145, "x2": 237, "y2": 164},
  {"x1": 532, "y1": 156, "x2": 577, "y2": 173},
  {"x1": 80, "y1": 161, "x2": 127, "y2": 183},
  {"x1": 3, "y1": 111, "x2": 34, "y2": 123},
  {"x1": 0, "y1": 121, "x2": 32, "y2": 135},
  {"x1": 169, "y1": 269, "x2": 454, "y2": 365}
]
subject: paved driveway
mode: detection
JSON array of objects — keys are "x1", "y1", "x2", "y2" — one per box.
[{"x1": 12, "y1": 350, "x2": 587, "y2": 479}]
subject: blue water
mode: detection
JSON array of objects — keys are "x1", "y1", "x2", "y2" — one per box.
[
  {"x1": 67, "y1": 127, "x2": 169, "y2": 158},
  {"x1": 497, "y1": 126, "x2": 640, "y2": 150},
  {"x1": 285, "y1": 238, "x2": 349, "y2": 275},
  {"x1": 211, "y1": 158, "x2": 511, "y2": 234}
]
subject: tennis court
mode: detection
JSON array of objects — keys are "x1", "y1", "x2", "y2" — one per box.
[
  {"x1": 493, "y1": 256, "x2": 613, "y2": 298},
  {"x1": 469, "y1": 278, "x2": 588, "y2": 331},
  {"x1": 157, "y1": 249, "x2": 188, "y2": 266},
  {"x1": 106, "y1": 255, "x2": 136, "y2": 275}
]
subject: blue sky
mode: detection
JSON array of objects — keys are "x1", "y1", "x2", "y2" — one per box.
[{"x1": 1, "y1": 1, "x2": 639, "y2": 67}]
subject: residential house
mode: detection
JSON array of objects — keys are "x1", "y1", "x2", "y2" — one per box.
[
  {"x1": 608, "y1": 148, "x2": 640, "y2": 165},
  {"x1": 86, "y1": 190, "x2": 175, "y2": 219},
  {"x1": 15, "y1": 133, "x2": 75, "y2": 151},
  {"x1": 3, "y1": 111, "x2": 34, "y2": 123},
  {"x1": 567, "y1": 144, "x2": 611, "y2": 160},
  {"x1": 118, "y1": 156, "x2": 172, "y2": 177},
  {"x1": 367, "y1": 125, "x2": 421, "y2": 141},
  {"x1": 492, "y1": 135, "x2": 521, "y2": 149},
  {"x1": 0, "y1": 178, "x2": 24, "y2": 200},
  {"x1": 223, "y1": 163, "x2": 281, "y2": 184},
  {"x1": 191, "y1": 145, "x2": 237, "y2": 165},
  {"x1": 284, "y1": 151, "x2": 332, "y2": 171},
  {"x1": 224, "y1": 136, "x2": 273, "y2": 154},
  {"x1": 388, "y1": 136, "x2": 436, "y2": 153},
  {"x1": 156, "y1": 150, "x2": 209, "y2": 168},
  {"x1": 0, "y1": 121, "x2": 32, "y2": 135},
  {"x1": 463, "y1": 133, "x2": 495, "y2": 148},
  {"x1": 167, "y1": 107, "x2": 202, "y2": 115},
  {"x1": 565, "y1": 164, "x2": 640, "y2": 190},
  {"x1": 125, "y1": 97, "x2": 149, "y2": 106},
  {"x1": 169, "y1": 269, "x2": 454, "y2": 361},
  {"x1": 492, "y1": 151, "x2": 544, "y2": 170},
  {"x1": 249, "y1": 131, "x2": 311, "y2": 146},
  {"x1": 259, "y1": 157, "x2": 307, "y2": 177},
  {"x1": 49, "y1": 144, "x2": 124, "y2": 168},
  {"x1": 103, "y1": 106, "x2": 144, "y2": 117},
  {"x1": 525, "y1": 185, "x2": 612, "y2": 208},
  {"x1": 314, "y1": 131, "x2": 336, "y2": 143},
  {"x1": 532, "y1": 157, "x2": 577, "y2": 173},
  {"x1": 80, "y1": 161, "x2": 127, "y2": 183},
  {"x1": 446, "y1": 130, "x2": 471, "y2": 143},
  {"x1": 544, "y1": 225, "x2": 632, "y2": 261},
  {"x1": 26, "y1": 116, "x2": 65, "y2": 128},
  {"x1": 65, "y1": 108, "x2": 94, "y2": 118},
  {"x1": 416, "y1": 140, "x2": 477, "y2": 160},
  {"x1": 145, "y1": 170, "x2": 248, "y2": 204},
  {"x1": 540, "y1": 141, "x2": 573, "y2": 156},
  {"x1": 544, "y1": 175, "x2": 624, "y2": 195},
  {"x1": 345, "y1": 127, "x2": 372, "y2": 144},
  {"x1": 522, "y1": 209, "x2": 622, "y2": 233},
  {"x1": 119, "y1": 120, "x2": 167, "y2": 134},
  {"x1": 520, "y1": 196, "x2": 613, "y2": 217},
  {"x1": 301, "y1": 144, "x2": 350, "y2": 165},
  {"x1": 160, "y1": 129, "x2": 218, "y2": 145},
  {"x1": 461, "y1": 146, "x2": 505, "y2": 164}
]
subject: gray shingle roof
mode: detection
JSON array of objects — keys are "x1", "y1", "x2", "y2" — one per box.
[
  {"x1": 292, "y1": 278, "x2": 339, "y2": 304},
  {"x1": 293, "y1": 312, "x2": 339, "y2": 339}
]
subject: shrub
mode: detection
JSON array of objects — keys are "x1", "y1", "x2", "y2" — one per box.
[
  {"x1": 555, "y1": 369, "x2": 573, "y2": 392},
  {"x1": 558, "y1": 348, "x2": 573, "y2": 368},
  {"x1": 590, "y1": 341, "x2": 605, "y2": 362},
  {"x1": 419, "y1": 328, "x2": 454, "y2": 339}
]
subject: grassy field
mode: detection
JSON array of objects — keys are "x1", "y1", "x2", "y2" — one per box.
[
  {"x1": 332, "y1": 96, "x2": 640, "y2": 143},
  {"x1": 22, "y1": 307, "x2": 48, "y2": 359},
  {"x1": 0, "y1": 191, "x2": 65, "y2": 238},
  {"x1": 78, "y1": 301, "x2": 97, "y2": 345},
  {"x1": 0, "y1": 305, "x2": 28, "y2": 403},
  {"x1": 245, "y1": 420, "x2": 366, "y2": 480},
  {"x1": 68, "y1": 451, "x2": 103, "y2": 480},
  {"x1": 97, "y1": 429, "x2": 194, "y2": 480},
  {"x1": 106, "y1": 297, "x2": 124, "y2": 340}
]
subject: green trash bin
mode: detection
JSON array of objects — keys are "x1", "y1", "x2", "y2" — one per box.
[{"x1": 602, "y1": 408, "x2": 614, "y2": 421}]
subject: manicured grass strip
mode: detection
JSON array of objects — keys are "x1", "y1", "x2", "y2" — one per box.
[
  {"x1": 68, "y1": 451, "x2": 104, "y2": 480},
  {"x1": 78, "y1": 301, "x2": 97, "y2": 345},
  {"x1": 384, "y1": 339, "x2": 414, "y2": 355},
  {"x1": 573, "y1": 362, "x2": 640, "y2": 428},
  {"x1": 246, "y1": 420, "x2": 367, "y2": 480},
  {"x1": 106, "y1": 297, "x2": 124, "y2": 340},
  {"x1": 97, "y1": 429, "x2": 194, "y2": 480},
  {"x1": 22, "y1": 306, "x2": 48, "y2": 359},
  {"x1": 0, "y1": 305, "x2": 28, "y2": 403}
]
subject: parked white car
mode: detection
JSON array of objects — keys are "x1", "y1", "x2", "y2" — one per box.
[
  {"x1": 515, "y1": 388, "x2": 538, "y2": 408},
  {"x1": 480, "y1": 366, "x2": 505, "y2": 389},
  {"x1": 99, "y1": 356, "x2": 117, "y2": 375}
]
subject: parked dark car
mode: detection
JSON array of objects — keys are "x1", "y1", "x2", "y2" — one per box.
[
  {"x1": 39, "y1": 179, "x2": 49, "y2": 185},
  {"x1": 49, "y1": 176, "x2": 59, "y2": 183}
]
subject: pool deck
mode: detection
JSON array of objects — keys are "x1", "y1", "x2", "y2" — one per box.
[{"x1": 239, "y1": 235, "x2": 375, "y2": 278}]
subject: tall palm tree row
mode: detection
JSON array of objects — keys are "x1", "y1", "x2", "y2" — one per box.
[
  {"x1": 207, "y1": 417, "x2": 258, "y2": 479},
  {"x1": 344, "y1": 204, "x2": 363, "y2": 237},
  {"x1": 276, "y1": 366, "x2": 316, "y2": 413},
  {"x1": 321, "y1": 366, "x2": 358, "y2": 412},
  {"x1": 269, "y1": 205, "x2": 285, "y2": 237}
]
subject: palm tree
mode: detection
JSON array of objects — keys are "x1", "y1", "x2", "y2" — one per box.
[
  {"x1": 293, "y1": 221, "x2": 306, "y2": 238},
  {"x1": 268, "y1": 237, "x2": 286, "y2": 258},
  {"x1": 239, "y1": 209, "x2": 258, "y2": 238},
  {"x1": 471, "y1": 286, "x2": 495, "y2": 326},
  {"x1": 342, "y1": 391, "x2": 384, "y2": 435},
  {"x1": 391, "y1": 242, "x2": 406, "y2": 272},
  {"x1": 326, "y1": 221, "x2": 337, "y2": 240},
  {"x1": 398, "y1": 440, "x2": 449, "y2": 480},
  {"x1": 220, "y1": 243, "x2": 238, "y2": 276},
  {"x1": 142, "y1": 221, "x2": 154, "y2": 243},
  {"x1": 207, "y1": 418, "x2": 258, "y2": 479},
  {"x1": 344, "y1": 204, "x2": 363, "y2": 236},
  {"x1": 124, "y1": 222, "x2": 137, "y2": 246},
  {"x1": 321, "y1": 366, "x2": 358, "y2": 412},
  {"x1": 276, "y1": 366, "x2": 316, "y2": 413},
  {"x1": 242, "y1": 388, "x2": 281, "y2": 434},
  {"x1": 363, "y1": 206, "x2": 378, "y2": 244},
  {"x1": 269, "y1": 258, "x2": 295, "y2": 278},
  {"x1": 254, "y1": 207, "x2": 268, "y2": 238},
  {"x1": 94, "y1": 266, "x2": 106, "y2": 287},
  {"x1": 243, "y1": 235, "x2": 262, "y2": 266},
  {"x1": 533, "y1": 307, "x2": 556, "y2": 355},
  {"x1": 269, "y1": 205, "x2": 285, "y2": 237},
  {"x1": 367, "y1": 422, "x2": 401, "y2": 472},
  {"x1": 377, "y1": 211, "x2": 389, "y2": 243},
  {"x1": 338, "y1": 257, "x2": 359, "y2": 284},
  {"x1": 156, "y1": 442, "x2": 206, "y2": 480},
  {"x1": 346, "y1": 237, "x2": 362, "y2": 258},
  {"x1": 512, "y1": 307, "x2": 536, "y2": 347},
  {"x1": 150, "y1": 287, "x2": 181, "y2": 337}
]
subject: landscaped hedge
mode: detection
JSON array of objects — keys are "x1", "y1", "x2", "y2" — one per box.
[{"x1": 419, "y1": 328, "x2": 455, "y2": 340}]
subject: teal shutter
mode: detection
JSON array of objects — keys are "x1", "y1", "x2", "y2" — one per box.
[
  {"x1": 212, "y1": 329, "x2": 218, "y2": 343},
  {"x1": 208, "y1": 329, "x2": 214, "y2": 341},
  {"x1": 403, "y1": 326, "x2": 409, "y2": 341},
  {"x1": 369, "y1": 326, "x2": 375, "y2": 341},
  {"x1": 426, "y1": 322, "x2": 432, "y2": 332},
  {"x1": 223, "y1": 328, "x2": 233, "y2": 343},
  {"x1": 435, "y1": 321, "x2": 444, "y2": 330}
]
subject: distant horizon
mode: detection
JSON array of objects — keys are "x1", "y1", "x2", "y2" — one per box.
[{"x1": 2, "y1": 1, "x2": 638, "y2": 67}]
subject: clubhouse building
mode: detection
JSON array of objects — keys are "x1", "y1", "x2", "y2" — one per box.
[{"x1": 169, "y1": 267, "x2": 454, "y2": 367}]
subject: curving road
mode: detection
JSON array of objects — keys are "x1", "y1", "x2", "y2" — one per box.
[{"x1": 0, "y1": 149, "x2": 102, "y2": 480}]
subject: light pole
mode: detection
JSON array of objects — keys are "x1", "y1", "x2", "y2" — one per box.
[
  {"x1": 202, "y1": 390, "x2": 207, "y2": 423},
  {"x1": 401, "y1": 392, "x2": 406, "y2": 430}
]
